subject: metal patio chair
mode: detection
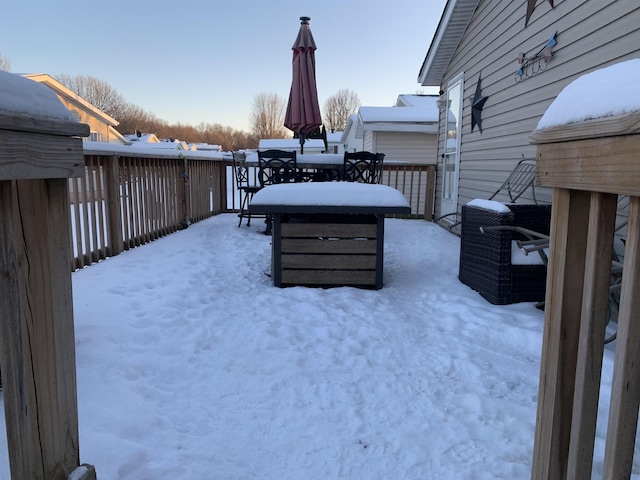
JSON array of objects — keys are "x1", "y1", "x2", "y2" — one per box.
[
  {"x1": 342, "y1": 151, "x2": 385, "y2": 184},
  {"x1": 436, "y1": 157, "x2": 539, "y2": 229},
  {"x1": 257, "y1": 149, "x2": 298, "y2": 234},
  {"x1": 232, "y1": 151, "x2": 263, "y2": 227},
  {"x1": 257, "y1": 149, "x2": 299, "y2": 186}
]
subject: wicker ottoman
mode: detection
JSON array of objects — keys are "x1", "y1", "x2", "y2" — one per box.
[{"x1": 459, "y1": 203, "x2": 551, "y2": 305}]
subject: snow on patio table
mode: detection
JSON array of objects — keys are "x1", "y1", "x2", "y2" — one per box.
[{"x1": 250, "y1": 182, "x2": 410, "y2": 207}]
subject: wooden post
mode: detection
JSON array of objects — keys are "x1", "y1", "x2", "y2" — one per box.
[
  {"x1": 531, "y1": 188, "x2": 589, "y2": 480},
  {"x1": 104, "y1": 155, "x2": 124, "y2": 256},
  {"x1": 603, "y1": 196, "x2": 640, "y2": 478},
  {"x1": 182, "y1": 154, "x2": 190, "y2": 227},
  {"x1": 425, "y1": 164, "x2": 436, "y2": 220},
  {"x1": 1, "y1": 179, "x2": 80, "y2": 479},
  {"x1": 0, "y1": 72, "x2": 94, "y2": 480},
  {"x1": 530, "y1": 107, "x2": 640, "y2": 479}
]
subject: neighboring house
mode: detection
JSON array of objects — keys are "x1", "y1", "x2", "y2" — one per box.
[
  {"x1": 124, "y1": 132, "x2": 161, "y2": 144},
  {"x1": 418, "y1": 0, "x2": 640, "y2": 225},
  {"x1": 190, "y1": 143, "x2": 223, "y2": 152},
  {"x1": 353, "y1": 95, "x2": 439, "y2": 165},
  {"x1": 258, "y1": 138, "x2": 326, "y2": 154},
  {"x1": 123, "y1": 133, "x2": 188, "y2": 150},
  {"x1": 341, "y1": 114, "x2": 363, "y2": 153},
  {"x1": 22, "y1": 73, "x2": 128, "y2": 145},
  {"x1": 326, "y1": 131, "x2": 344, "y2": 154}
]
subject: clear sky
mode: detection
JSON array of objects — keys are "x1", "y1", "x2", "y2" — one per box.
[{"x1": 2, "y1": 0, "x2": 447, "y2": 132}]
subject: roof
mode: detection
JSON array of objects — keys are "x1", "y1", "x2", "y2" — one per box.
[
  {"x1": 417, "y1": 0, "x2": 481, "y2": 87},
  {"x1": 355, "y1": 105, "x2": 439, "y2": 138},
  {"x1": 258, "y1": 138, "x2": 326, "y2": 150},
  {"x1": 326, "y1": 131, "x2": 342, "y2": 143},
  {"x1": 395, "y1": 94, "x2": 439, "y2": 108},
  {"x1": 124, "y1": 133, "x2": 160, "y2": 143},
  {"x1": 22, "y1": 73, "x2": 120, "y2": 126},
  {"x1": 340, "y1": 114, "x2": 359, "y2": 143}
]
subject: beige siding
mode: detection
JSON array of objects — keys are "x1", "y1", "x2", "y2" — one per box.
[
  {"x1": 57, "y1": 97, "x2": 113, "y2": 143},
  {"x1": 434, "y1": 0, "x2": 640, "y2": 216},
  {"x1": 370, "y1": 132, "x2": 438, "y2": 165},
  {"x1": 363, "y1": 131, "x2": 374, "y2": 152}
]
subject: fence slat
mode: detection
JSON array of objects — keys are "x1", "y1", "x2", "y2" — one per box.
[{"x1": 69, "y1": 154, "x2": 435, "y2": 270}]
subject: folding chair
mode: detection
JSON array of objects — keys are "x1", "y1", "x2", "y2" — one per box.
[
  {"x1": 436, "y1": 157, "x2": 539, "y2": 229},
  {"x1": 232, "y1": 151, "x2": 263, "y2": 227}
]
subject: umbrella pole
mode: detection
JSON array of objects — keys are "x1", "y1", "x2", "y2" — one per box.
[{"x1": 299, "y1": 132, "x2": 305, "y2": 154}]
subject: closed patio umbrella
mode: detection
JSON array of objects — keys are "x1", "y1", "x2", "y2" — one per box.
[{"x1": 284, "y1": 16, "x2": 322, "y2": 154}]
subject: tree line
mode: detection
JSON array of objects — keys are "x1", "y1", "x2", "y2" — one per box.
[{"x1": 0, "y1": 52, "x2": 360, "y2": 151}]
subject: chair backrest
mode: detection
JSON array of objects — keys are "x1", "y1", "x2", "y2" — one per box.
[
  {"x1": 231, "y1": 151, "x2": 249, "y2": 189},
  {"x1": 257, "y1": 150, "x2": 298, "y2": 186},
  {"x1": 343, "y1": 151, "x2": 385, "y2": 183},
  {"x1": 488, "y1": 158, "x2": 538, "y2": 204}
]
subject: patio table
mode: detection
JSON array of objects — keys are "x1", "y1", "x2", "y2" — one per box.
[
  {"x1": 245, "y1": 153, "x2": 342, "y2": 170},
  {"x1": 248, "y1": 182, "x2": 411, "y2": 289},
  {"x1": 245, "y1": 153, "x2": 408, "y2": 182}
]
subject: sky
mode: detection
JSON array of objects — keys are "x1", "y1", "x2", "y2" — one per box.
[
  {"x1": 0, "y1": 214, "x2": 629, "y2": 479},
  {"x1": 1, "y1": 0, "x2": 446, "y2": 132}
]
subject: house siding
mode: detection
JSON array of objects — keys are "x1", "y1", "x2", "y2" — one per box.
[
  {"x1": 372, "y1": 132, "x2": 438, "y2": 165},
  {"x1": 433, "y1": 0, "x2": 640, "y2": 217},
  {"x1": 65, "y1": 105, "x2": 113, "y2": 143},
  {"x1": 363, "y1": 132, "x2": 374, "y2": 152}
]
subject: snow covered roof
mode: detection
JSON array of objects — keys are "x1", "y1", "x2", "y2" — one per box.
[
  {"x1": 124, "y1": 133, "x2": 160, "y2": 143},
  {"x1": 396, "y1": 94, "x2": 439, "y2": 109},
  {"x1": 340, "y1": 114, "x2": 359, "y2": 143},
  {"x1": 326, "y1": 131, "x2": 342, "y2": 143},
  {"x1": 258, "y1": 138, "x2": 326, "y2": 152},
  {"x1": 190, "y1": 143, "x2": 222, "y2": 151},
  {"x1": 355, "y1": 104, "x2": 439, "y2": 138}
]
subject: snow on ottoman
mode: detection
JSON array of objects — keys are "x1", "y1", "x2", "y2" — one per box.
[{"x1": 458, "y1": 199, "x2": 551, "y2": 305}]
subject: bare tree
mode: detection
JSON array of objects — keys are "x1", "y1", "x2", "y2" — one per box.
[
  {"x1": 250, "y1": 92, "x2": 288, "y2": 139},
  {"x1": 0, "y1": 51, "x2": 11, "y2": 72},
  {"x1": 37, "y1": 71, "x2": 257, "y2": 149},
  {"x1": 323, "y1": 89, "x2": 361, "y2": 132},
  {"x1": 56, "y1": 74, "x2": 128, "y2": 121}
]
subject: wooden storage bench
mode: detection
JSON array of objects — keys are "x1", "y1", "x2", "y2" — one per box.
[{"x1": 249, "y1": 183, "x2": 411, "y2": 289}]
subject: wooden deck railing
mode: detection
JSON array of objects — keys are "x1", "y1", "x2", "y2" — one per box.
[
  {"x1": 530, "y1": 114, "x2": 640, "y2": 479},
  {"x1": 70, "y1": 150, "x2": 436, "y2": 270}
]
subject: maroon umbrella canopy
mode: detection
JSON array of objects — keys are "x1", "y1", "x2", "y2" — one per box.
[{"x1": 284, "y1": 16, "x2": 322, "y2": 153}]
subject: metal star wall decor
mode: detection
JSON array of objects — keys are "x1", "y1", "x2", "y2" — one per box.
[
  {"x1": 470, "y1": 74, "x2": 488, "y2": 133},
  {"x1": 525, "y1": 0, "x2": 554, "y2": 27}
]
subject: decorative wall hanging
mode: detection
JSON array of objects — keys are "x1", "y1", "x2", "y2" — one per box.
[
  {"x1": 515, "y1": 31, "x2": 557, "y2": 82},
  {"x1": 525, "y1": 0, "x2": 554, "y2": 27},
  {"x1": 469, "y1": 74, "x2": 488, "y2": 133}
]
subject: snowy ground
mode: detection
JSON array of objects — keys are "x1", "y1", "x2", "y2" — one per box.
[{"x1": 0, "y1": 214, "x2": 632, "y2": 479}]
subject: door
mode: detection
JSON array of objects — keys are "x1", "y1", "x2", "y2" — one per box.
[{"x1": 441, "y1": 74, "x2": 463, "y2": 218}]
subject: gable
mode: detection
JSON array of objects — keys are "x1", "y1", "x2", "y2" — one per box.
[{"x1": 418, "y1": 0, "x2": 481, "y2": 86}]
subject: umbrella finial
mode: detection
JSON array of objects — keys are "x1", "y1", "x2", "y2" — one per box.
[{"x1": 300, "y1": 16, "x2": 310, "y2": 24}]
